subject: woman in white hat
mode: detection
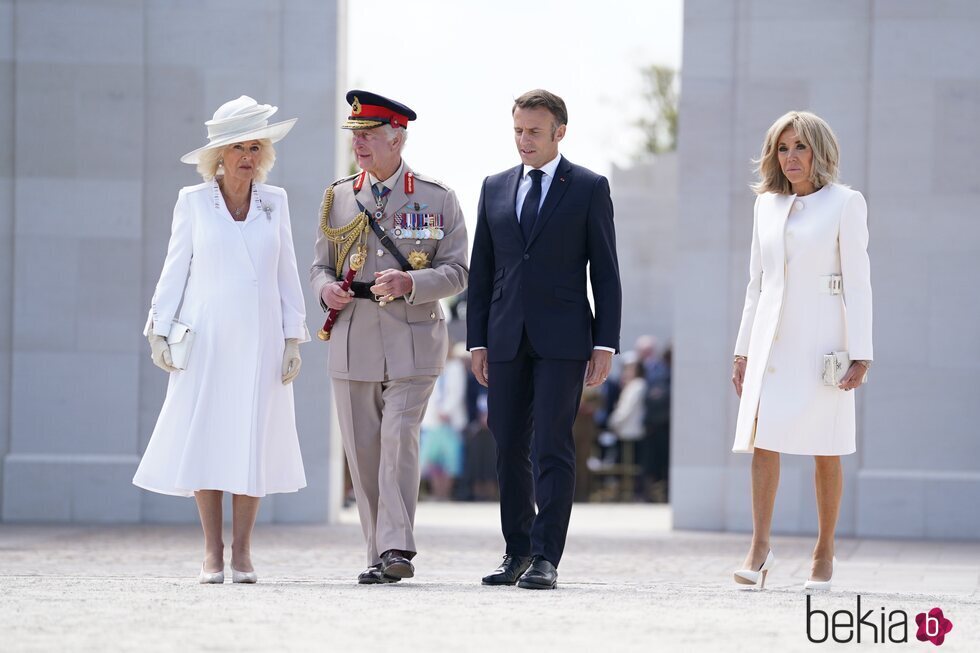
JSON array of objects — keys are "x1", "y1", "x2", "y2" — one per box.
[{"x1": 134, "y1": 96, "x2": 309, "y2": 584}]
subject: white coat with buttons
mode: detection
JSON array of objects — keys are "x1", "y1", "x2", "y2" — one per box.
[
  {"x1": 134, "y1": 181, "x2": 310, "y2": 497},
  {"x1": 732, "y1": 183, "x2": 873, "y2": 455}
]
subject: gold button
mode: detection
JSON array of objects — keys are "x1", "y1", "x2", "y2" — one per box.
[
  {"x1": 430, "y1": 312, "x2": 436, "y2": 319},
  {"x1": 768, "y1": 366, "x2": 776, "y2": 373}
]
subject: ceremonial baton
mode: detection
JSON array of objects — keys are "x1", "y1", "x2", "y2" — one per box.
[{"x1": 317, "y1": 248, "x2": 366, "y2": 341}]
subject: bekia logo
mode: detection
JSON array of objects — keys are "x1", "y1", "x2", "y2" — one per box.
[
  {"x1": 915, "y1": 608, "x2": 954, "y2": 646},
  {"x1": 806, "y1": 595, "x2": 954, "y2": 646}
]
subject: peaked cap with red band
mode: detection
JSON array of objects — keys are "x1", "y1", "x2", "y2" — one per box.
[{"x1": 342, "y1": 89, "x2": 417, "y2": 130}]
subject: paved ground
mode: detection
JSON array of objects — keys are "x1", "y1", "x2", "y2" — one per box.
[{"x1": 1, "y1": 503, "x2": 978, "y2": 652}]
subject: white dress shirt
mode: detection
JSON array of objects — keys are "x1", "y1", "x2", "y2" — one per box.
[{"x1": 515, "y1": 153, "x2": 562, "y2": 219}]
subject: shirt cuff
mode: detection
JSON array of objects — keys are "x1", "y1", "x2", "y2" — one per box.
[
  {"x1": 469, "y1": 346, "x2": 487, "y2": 351},
  {"x1": 594, "y1": 346, "x2": 615, "y2": 353},
  {"x1": 406, "y1": 274, "x2": 417, "y2": 304}
]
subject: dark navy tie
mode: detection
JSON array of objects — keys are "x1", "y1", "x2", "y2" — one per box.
[{"x1": 520, "y1": 169, "x2": 544, "y2": 242}]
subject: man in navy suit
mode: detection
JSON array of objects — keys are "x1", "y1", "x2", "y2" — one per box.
[{"x1": 467, "y1": 89, "x2": 622, "y2": 589}]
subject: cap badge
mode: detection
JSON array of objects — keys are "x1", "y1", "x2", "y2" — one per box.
[{"x1": 351, "y1": 97, "x2": 362, "y2": 115}]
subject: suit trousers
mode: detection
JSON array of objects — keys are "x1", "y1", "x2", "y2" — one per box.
[
  {"x1": 487, "y1": 330, "x2": 587, "y2": 567},
  {"x1": 332, "y1": 375, "x2": 437, "y2": 566}
]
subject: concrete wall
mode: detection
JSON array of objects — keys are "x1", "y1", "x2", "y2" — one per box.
[
  {"x1": 610, "y1": 154, "x2": 679, "y2": 351},
  {"x1": 672, "y1": 0, "x2": 980, "y2": 540},
  {"x1": 0, "y1": 0, "x2": 13, "y2": 521},
  {"x1": 1, "y1": 0, "x2": 344, "y2": 523}
]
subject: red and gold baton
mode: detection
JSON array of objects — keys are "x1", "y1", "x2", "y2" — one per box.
[{"x1": 317, "y1": 248, "x2": 366, "y2": 341}]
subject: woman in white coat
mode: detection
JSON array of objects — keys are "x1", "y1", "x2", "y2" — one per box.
[
  {"x1": 730, "y1": 111, "x2": 872, "y2": 591},
  {"x1": 133, "y1": 96, "x2": 310, "y2": 584}
]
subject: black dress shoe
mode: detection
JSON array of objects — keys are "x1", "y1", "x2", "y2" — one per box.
[
  {"x1": 481, "y1": 554, "x2": 532, "y2": 586},
  {"x1": 517, "y1": 556, "x2": 558, "y2": 590},
  {"x1": 357, "y1": 563, "x2": 400, "y2": 585},
  {"x1": 380, "y1": 549, "x2": 415, "y2": 579}
]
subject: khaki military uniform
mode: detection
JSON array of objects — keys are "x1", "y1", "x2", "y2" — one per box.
[{"x1": 311, "y1": 161, "x2": 468, "y2": 565}]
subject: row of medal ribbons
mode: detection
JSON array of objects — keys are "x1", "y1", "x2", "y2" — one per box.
[{"x1": 393, "y1": 212, "x2": 445, "y2": 240}]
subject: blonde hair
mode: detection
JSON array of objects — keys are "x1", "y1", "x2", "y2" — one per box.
[
  {"x1": 196, "y1": 138, "x2": 277, "y2": 183},
  {"x1": 752, "y1": 111, "x2": 839, "y2": 195}
]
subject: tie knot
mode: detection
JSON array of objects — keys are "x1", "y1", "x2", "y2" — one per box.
[
  {"x1": 528, "y1": 169, "x2": 544, "y2": 183},
  {"x1": 372, "y1": 182, "x2": 386, "y2": 196}
]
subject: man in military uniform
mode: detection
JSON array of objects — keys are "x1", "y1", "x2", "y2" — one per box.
[{"x1": 311, "y1": 90, "x2": 468, "y2": 584}]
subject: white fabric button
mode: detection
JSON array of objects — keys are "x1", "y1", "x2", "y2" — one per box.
[
  {"x1": 793, "y1": 200, "x2": 804, "y2": 211},
  {"x1": 768, "y1": 366, "x2": 776, "y2": 373}
]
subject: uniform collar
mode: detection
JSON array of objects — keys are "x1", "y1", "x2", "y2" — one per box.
[{"x1": 368, "y1": 160, "x2": 405, "y2": 191}]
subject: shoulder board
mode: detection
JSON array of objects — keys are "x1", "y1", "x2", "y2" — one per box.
[
  {"x1": 330, "y1": 172, "x2": 360, "y2": 188},
  {"x1": 410, "y1": 171, "x2": 451, "y2": 191}
]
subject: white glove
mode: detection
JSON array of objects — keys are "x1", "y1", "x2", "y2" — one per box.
[
  {"x1": 281, "y1": 338, "x2": 302, "y2": 384},
  {"x1": 148, "y1": 333, "x2": 178, "y2": 373}
]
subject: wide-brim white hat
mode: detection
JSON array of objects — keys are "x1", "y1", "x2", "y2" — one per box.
[{"x1": 180, "y1": 95, "x2": 297, "y2": 164}]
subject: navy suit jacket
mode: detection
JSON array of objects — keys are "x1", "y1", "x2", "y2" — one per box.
[{"x1": 466, "y1": 156, "x2": 622, "y2": 363}]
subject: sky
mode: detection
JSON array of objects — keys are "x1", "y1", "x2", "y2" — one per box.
[{"x1": 348, "y1": 0, "x2": 684, "y2": 229}]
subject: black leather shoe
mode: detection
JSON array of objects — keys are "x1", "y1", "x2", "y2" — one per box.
[
  {"x1": 481, "y1": 554, "x2": 532, "y2": 586},
  {"x1": 517, "y1": 556, "x2": 558, "y2": 589},
  {"x1": 357, "y1": 563, "x2": 400, "y2": 584},
  {"x1": 380, "y1": 549, "x2": 415, "y2": 579}
]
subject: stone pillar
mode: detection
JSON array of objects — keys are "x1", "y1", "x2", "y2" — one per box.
[
  {"x1": 2, "y1": 0, "x2": 344, "y2": 523},
  {"x1": 4, "y1": 0, "x2": 146, "y2": 522},
  {"x1": 672, "y1": 0, "x2": 980, "y2": 540},
  {"x1": 0, "y1": 0, "x2": 14, "y2": 516}
]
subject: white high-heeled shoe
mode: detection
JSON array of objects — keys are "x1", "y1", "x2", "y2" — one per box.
[
  {"x1": 198, "y1": 565, "x2": 225, "y2": 584},
  {"x1": 232, "y1": 567, "x2": 258, "y2": 584},
  {"x1": 804, "y1": 556, "x2": 836, "y2": 591},
  {"x1": 733, "y1": 549, "x2": 774, "y2": 589}
]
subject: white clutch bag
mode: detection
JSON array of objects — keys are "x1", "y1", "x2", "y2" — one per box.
[
  {"x1": 823, "y1": 351, "x2": 868, "y2": 386},
  {"x1": 167, "y1": 321, "x2": 195, "y2": 371}
]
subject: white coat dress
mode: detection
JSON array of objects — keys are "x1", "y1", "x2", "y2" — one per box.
[
  {"x1": 133, "y1": 180, "x2": 310, "y2": 497},
  {"x1": 732, "y1": 183, "x2": 872, "y2": 455}
]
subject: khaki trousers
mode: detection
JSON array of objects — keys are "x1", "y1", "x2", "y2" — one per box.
[{"x1": 332, "y1": 375, "x2": 437, "y2": 566}]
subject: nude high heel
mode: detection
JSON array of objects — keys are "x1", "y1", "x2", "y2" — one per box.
[
  {"x1": 804, "y1": 556, "x2": 836, "y2": 591},
  {"x1": 734, "y1": 549, "x2": 774, "y2": 589}
]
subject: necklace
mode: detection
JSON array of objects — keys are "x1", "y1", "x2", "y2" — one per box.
[{"x1": 218, "y1": 180, "x2": 250, "y2": 219}]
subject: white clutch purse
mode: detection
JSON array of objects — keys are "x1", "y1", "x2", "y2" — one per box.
[
  {"x1": 167, "y1": 320, "x2": 195, "y2": 371},
  {"x1": 823, "y1": 351, "x2": 868, "y2": 386}
]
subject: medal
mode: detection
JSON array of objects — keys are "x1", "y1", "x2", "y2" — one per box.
[{"x1": 408, "y1": 250, "x2": 430, "y2": 270}]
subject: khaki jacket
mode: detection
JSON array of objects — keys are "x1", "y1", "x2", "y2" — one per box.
[{"x1": 311, "y1": 162, "x2": 468, "y2": 381}]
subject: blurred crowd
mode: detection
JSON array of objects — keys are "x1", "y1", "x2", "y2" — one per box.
[{"x1": 343, "y1": 335, "x2": 672, "y2": 504}]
